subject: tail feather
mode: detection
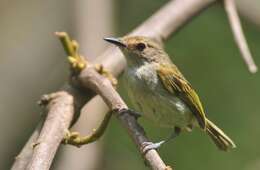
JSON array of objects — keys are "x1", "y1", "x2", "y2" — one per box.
[{"x1": 206, "y1": 118, "x2": 236, "y2": 151}]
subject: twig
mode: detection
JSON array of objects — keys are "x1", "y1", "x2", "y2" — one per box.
[
  {"x1": 64, "y1": 111, "x2": 112, "y2": 147},
  {"x1": 224, "y1": 0, "x2": 258, "y2": 73},
  {"x1": 12, "y1": 0, "x2": 218, "y2": 169},
  {"x1": 26, "y1": 92, "x2": 74, "y2": 170}
]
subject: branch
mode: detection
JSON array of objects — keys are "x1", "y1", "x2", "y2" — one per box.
[
  {"x1": 224, "y1": 0, "x2": 258, "y2": 73},
  {"x1": 11, "y1": 83, "x2": 91, "y2": 170},
  {"x1": 26, "y1": 92, "x2": 74, "y2": 170},
  {"x1": 132, "y1": 0, "x2": 216, "y2": 40},
  {"x1": 12, "y1": 0, "x2": 218, "y2": 169},
  {"x1": 11, "y1": 121, "x2": 43, "y2": 170}
]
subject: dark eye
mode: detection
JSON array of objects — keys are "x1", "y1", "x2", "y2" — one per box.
[{"x1": 136, "y1": 43, "x2": 146, "y2": 51}]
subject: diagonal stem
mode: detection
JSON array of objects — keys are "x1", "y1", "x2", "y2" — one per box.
[{"x1": 224, "y1": 0, "x2": 258, "y2": 73}]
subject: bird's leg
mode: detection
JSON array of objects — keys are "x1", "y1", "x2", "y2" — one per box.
[
  {"x1": 117, "y1": 108, "x2": 142, "y2": 119},
  {"x1": 142, "y1": 127, "x2": 181, "y2": 153}
]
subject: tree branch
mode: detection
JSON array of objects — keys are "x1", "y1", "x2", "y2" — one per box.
[
  {"x1": 132, "y1": 0, "x2": 216, "y2": 40},
  {"x1": 26, "y1": 92, "x2": 74, "y2": 170},
  {"x1": 224, "y1": 0, "x2": 258, "y2": 73},
  {"x1": 11, "y1": 121, "x2": 44, "y2": 170}
]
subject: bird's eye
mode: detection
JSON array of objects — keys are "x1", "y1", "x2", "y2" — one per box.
[{"x1": 136, "y1": 43, "x2": 146, "y2": 51}]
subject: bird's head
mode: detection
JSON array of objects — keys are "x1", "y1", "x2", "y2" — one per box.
[{"x1": 104, "y1": 36, "x2": 168, "y2": 66}]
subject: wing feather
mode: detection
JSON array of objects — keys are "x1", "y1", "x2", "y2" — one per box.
[{"x1": 157, "y1": 64, "x2": 206, "y2": 129}]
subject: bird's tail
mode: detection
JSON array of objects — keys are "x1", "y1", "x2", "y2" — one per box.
[{"x1": 206, "y1": 118, "x2": 236, "y2": 151}]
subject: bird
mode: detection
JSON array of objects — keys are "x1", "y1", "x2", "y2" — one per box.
[{"x1": 104, "y1": 36, "x2": 236, "y2": 152}]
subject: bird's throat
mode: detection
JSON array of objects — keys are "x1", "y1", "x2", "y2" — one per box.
[{"x1": 129, "y1": 62, "x2": 159, "y2": 90}]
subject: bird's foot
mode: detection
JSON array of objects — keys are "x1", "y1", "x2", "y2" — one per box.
[
  {"x1": 141, "y1": 140, "x2": 165, "y2": 154},
  {"x1": 117, "y1": 108, "x2": 141, "y2": 119}
]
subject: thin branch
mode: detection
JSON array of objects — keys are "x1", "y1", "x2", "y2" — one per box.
[
  {"x1": 26, "y1": 92, "x2": 74, "y2": 170},
  {"x1": 224, "y1": 0, "x2": 258, "y2": 73},
  {"x1": 12, "y1": 0, "x2": 218, "y2": 169}
]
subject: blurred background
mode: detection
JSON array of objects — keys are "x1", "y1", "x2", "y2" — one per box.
[{"x1": 1, "y1": 0, "x2": 260, "y2": 169}]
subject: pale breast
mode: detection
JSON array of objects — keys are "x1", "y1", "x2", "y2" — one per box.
[{"x1": 123, "y1": 63, "x2": 195, "y2": 128}]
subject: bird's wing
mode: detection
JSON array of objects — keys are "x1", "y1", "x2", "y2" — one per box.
[{"x1": 157, "y1": 64, "x2": 206, "y2": 129}]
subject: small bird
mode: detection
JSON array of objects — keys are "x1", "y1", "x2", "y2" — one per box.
[{"x1": 104, "y1": 36, "x2": 236, "y2": 152}]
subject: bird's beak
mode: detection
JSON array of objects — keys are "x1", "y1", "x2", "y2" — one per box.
[{"x1": 103, "y1": 37, "x2": 126, "y2": 48}]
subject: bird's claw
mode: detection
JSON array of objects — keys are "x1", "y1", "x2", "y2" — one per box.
[
  {"x1": 141, "y1": 141, "x2": 165, "y2": 154},
  {"x1": 117, "y1": 108, "x2": 141, "y2": 119}
]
